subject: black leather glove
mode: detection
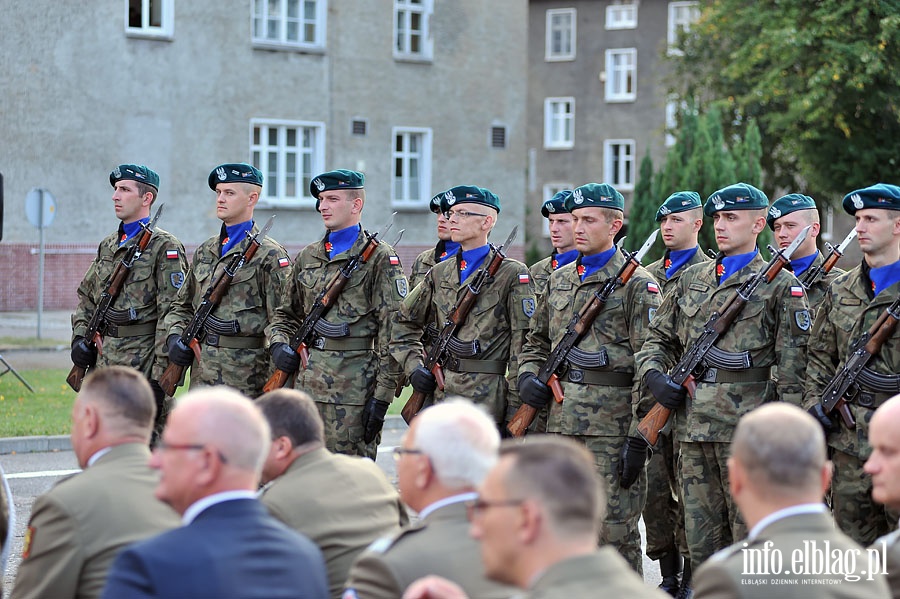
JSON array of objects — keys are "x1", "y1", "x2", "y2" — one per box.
[
  {"x1": 70, "y1": 336, "x2": 97, "y2": 369},
  {"x1": 167, "y1": 334, "x2": 195, "y2": 367},
  {"x1": 409, "y1": 365, "x2": 437, "y2": 394},
  {"x1": 362, "y1": 398, "x2": 390, "y2": 444},
  {"x1": 518, "y1": 372, "x2": 552, "y2": 409},
  {"x1": 646, "y1": 369, "x2": 687, "y2": 410},
  {"x1": 148, "y1": 379, "x2": 168, "y2": 429},
  {"x1": 617, "y1": 436, "x2": 650, "y2": 490},
  {"x1": 807, "y1": 403, "x2": 840, "y2": 435},
  {"x1": 271, "y1": 342, "x2": 301, "y2": 373}
]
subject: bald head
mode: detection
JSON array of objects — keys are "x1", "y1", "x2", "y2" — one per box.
[{"x1": 864, "y1": 395, "x2": 900, "y2": 510}]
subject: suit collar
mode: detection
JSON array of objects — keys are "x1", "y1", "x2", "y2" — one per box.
[
  {"x1": 530, "y1": 549, "x2": 626, "y2": 591},
  {"x1": 418, "y1": 492, "x2": 477, "y2": 521},
  {"x1": 750, "y1": 505, "x2": 832, "y2": 540},
  {"x1": 183, "y1": 491, "x2": 259, "y2": 525},
  {"x1": 89, "y1": 442, "x2": 152, "y2": 467}
]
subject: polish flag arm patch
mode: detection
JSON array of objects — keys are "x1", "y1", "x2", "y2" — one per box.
[
  {"x1": 518, "y1": 273, "x2": 530, "y2": 284},
  {"x1": 790, "y1": 286, "x2": 804, "y2": 297},
  {"x1": 166, "y1": 250, "x2": 179, "y2": 260},
  {"x1": 278, "y1": 257, "x2": 290, "y2": 268},
  {"x1": 389, "y1": 256, "x2": 400, "y2": 266},
  {"x1": 647, "y1": 282, "x2": 660, "y2": 294}
]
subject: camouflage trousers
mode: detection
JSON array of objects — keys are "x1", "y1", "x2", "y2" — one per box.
[
  {"x1": 831, "y1": 448, "x2": 897, "y2": 545},
  {"x1": 681, "y1": 440, "x2": 746, "y2": 567},
  {"x1": 315, "y1": 401, "x2": 379, "y2": 460},
  {"x1": 574, "y1": 434, "x2": 647, "y2": 575},
  {"x1": 643, "y1": 433, "x2": 687, "y2": 561}
]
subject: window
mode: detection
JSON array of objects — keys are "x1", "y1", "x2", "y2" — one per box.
[
  {"x1": 394, "y1": 0, "x2": 433, "y2": 61},
  {"x1": 668, "y1": 1, "x2": 700, "y2": 55},
  {"x1": 606, "y1": 2, "x2": 637, "y2": 30},
  {"x1": 604, "y1": 140, "x2": 635, "y2": 190},
  {"x1": 542, "y1": 183, "x2": 572, "y2": 238},
  {"x1": 665, "y1": 100, "x2": 678, "y2": 147},
  {"x1": 544, "y1": 98, "x2": 575, "y2": 150},
  {"x1": 491, "y1": 126, "x2": 507, "y2": 149},
  {"x1": 351, "y1": 119, "x2": 368, "y2": 136},
  {"x1": 605, "y1": 49, "x2": 636, "y2": 102},
  {"x1": 251, "y1": 119, "x2": 325, "y2": 208},
  {"x1": 545, "y1": 8, "x2": 576, "y2": 61},
  {"x1": 392, "y1": 128, "x2": 433, "y2": 208},
  {"x1": 126, "y1": 0, "x2": 173, "y2": 39},
  {"x1": 252, "y1": 0, "x2": 326, "y2": 51}
]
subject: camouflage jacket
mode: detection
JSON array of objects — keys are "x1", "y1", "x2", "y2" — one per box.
[
  {"x1": 529, "y1": 255, "x2": 554, "y2": 300},
  {"x1": 796, "y1": 251, "x2": 844, "y2": 319},
  {"x1": 72, "y1": 226, "x2": 186, "y2": 381},
  {"x1": 635, "y1": 253, "x2": 810, "y2": 443},
  {"x1": 646, "y1": 245, "x2": 711, "y2": 297},
  {"x1": 805, "y1": 263, "x2": 900, "y2": 459},
  {"x1": 391, "y1": 253, "x2": 534, "y2": 426},
  {"x1": 164, "y1": 223, "x2": 290, "y2": 397},
  {"x1": 409, "y1": 240, "x2": 456, "y2": 290},
  {"x1": 269, "y1": 228, "x2": 407, "y2": 406},
  {"x1": 518, "y1": 250, "x2": 661, "y2": 437}
]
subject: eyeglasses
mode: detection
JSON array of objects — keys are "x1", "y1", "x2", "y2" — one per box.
[
  {"x1": 444, "y1": 209, "x2": 488, "y2": 220},
  {"x1": 466, "y1": 497, "x2": 526, "y2": 521},
  {"x1": 155, "y1": 440, "x2": 229, "y2": 464},
  {"x1": 392, "y1": 447, "x2": 425, "y2": 462}
]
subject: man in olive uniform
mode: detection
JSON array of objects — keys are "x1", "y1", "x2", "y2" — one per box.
[
  {"x1": 529, "y1": 189, "x2": 578, "y2": 299},
  {"x1": 516, "y1": 182, "x2": 661, "y2": 573},
  {"x1": 392, "y1": 185, "x2": 535, "y2": 430},
  {"x1": 71, "y1": 164, "x2": 187, "y2": 436},
  {"x1": 864, "y1": 395, "x2": 900, "y2": 598},
  {"x1": 767, "y1": 193, "x2": 843, "y2": 315},
  {"x1": 164, "y1": 163, "x2": 291, "y2": 398},
  {"x1": 634, "y1": 182, "x2": 811, "y2": 589},
  {"x1": 806, "y1": 183, "x2": 900, "y2": 545},
  {"x1": 257, "y1": 388, "x2": 407, "y2": 599},
  {"x1": 643, "y1": 191, "x2": 708, "y2": 595},
  {"x1": 268, "y1": 169, "x2": 406, "y2": 459},
  {"x1": 11, "y1": 367, "x2": 179, "y2": 599},
  {"x1": 342, "y1": 399, "x2": 514, "y2": 599},
  {"x1": 408, "y1": 191, "x2": 460, "y2": 290}
]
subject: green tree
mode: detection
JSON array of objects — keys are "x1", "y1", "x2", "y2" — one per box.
[{"x1": 627, "y1": 152, "x2": 664, "y2": 263}]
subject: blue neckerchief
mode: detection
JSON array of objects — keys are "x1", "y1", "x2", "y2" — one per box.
[
  {"x1": 718, "y1": 248, "x2": 758, "y2": 285},
  {"x1": 325, "y1": 224, "x2": 361, "y2": 259},
  {"x1": 220, "y1": 221, "x2": 254, "y2": 257},
  {"x1": 578, "y1": 246, "x2": 617, "y2": 281},
  {"x1": 870, "y1": 261, "x2": 900, "y2": 297},
  {"x1": 790, "y1": 251, "x2": 818, "y2": 278},
  {"x1": 665, "y1": 247, "x2": 699, "y2": 279},
  {"x1": 458, "y1": 245, "x2": 491, "y2": 284},
  {"x1": 552, "y1": 248, "x2": 579, "y2": 270},
  {"x1": 119, "y1": 217, "x2": 149, "y2": 246},
  {"x1": 438, "y1": 240, "x2": 461, "y2": 262}
]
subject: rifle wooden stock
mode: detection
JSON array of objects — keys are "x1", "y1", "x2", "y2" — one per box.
[
  {"x1": 549, "y1": 373, "x2": 564, "y2": 403},
  {"x1": 262, "y1": 369, "x2": 291, "y2": 394},
  {"x1": 505, "y1": 404, "x2": 536, "y2": 437},
  {"x1": 636, "y1": 403, "x2": 672, "y2": 447},
  {"x1": 66, "y1": 367, "x2": 87, "y2": 392}
]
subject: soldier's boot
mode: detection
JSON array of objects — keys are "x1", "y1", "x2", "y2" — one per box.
[
  {"x1": 657, "y1": 551, "x2": 682, "y2": 597},
  {"x1": 674, "y1": 558, "x2": 693, "y2": 599}
]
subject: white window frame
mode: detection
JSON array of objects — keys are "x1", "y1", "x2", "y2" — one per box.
[
  {"x1": 668, "y1": 1, "x2": 700, "y2": 55},
  {"x1": 544, "y1": 97, "x2": 575, "y2": 150},
  {"x1": 605, "y1": 49, "x2": 637, "y2": 102},
  {"x1": 394, "y1": 0, "x2": 433, "y2": 62},
  {"x1": 545, "y1": 8, "x2": 576, "y2": 62},
  {"x1": 391, "y1": 127, "x2": 433, "y2": 209},
  {"x1": 665, "y1": 100, "x2": 678, "y2": 147},
  {"x1": 542, "y1": 183, "x2": 573, "y2": 238},
  {"x1": 125, "y1": 0, "x2": 174, "y2": 40},
  {"x1": 604, "y1": 140, "x2": 636, "y2": 191},
  {"x1": 251, "y1": 119, "x2": 326, "y2": 209},
  {"x1": 606, "y1": 2, "x2": 637, "y2": 30},
  {"x1": 251, "y1": 0, "x2": 327, "y2": 52}
]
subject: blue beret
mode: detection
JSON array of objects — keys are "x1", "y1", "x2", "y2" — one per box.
[
  {"x1": 842, "y1": 183, "x2": 900, "y2": 215},
  {"x1": 655, "y1": 191, "x2": 702, "y2": 222},
  {"x1": 541, "y1": 190, "x2": 572, "y2": 217},
  {"x1": 703, "y1": 183, "x2": 768, "y2": 217},
  {"x1": 766, "y1": 193, "x2": 817, "y2": 230},
  {"x1": 565, "y1": 183, "x2": 624, "y2": 212},
  {"x1": 310, "y1": 169, "x2": 365, "y2": 212},
  {"x1": 442, "y1": 185, "x2": 501, "y2": 214},
  {"x1": 208, "y1": 163, "x2": 263, "y2": 190},
  {"x1": 110, "y1": 164, "x2": 159, "y2": 191}
]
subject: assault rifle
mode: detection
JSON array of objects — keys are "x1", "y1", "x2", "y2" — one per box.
[
  {"x1": 799, "y1": 228, "x2": 857, "y2": 290},
  {"x1": 818, "y1": 295, "x2": 900, "y2": 429},
  {"x1": 158, "y1": 216, "x2": 275, "y2": 396},
  {"x1": 506, "y1": 230, "x2": 658, "y2": 438},
  {"x1": 66, "y1": 204, "x2": 165, "y2": 392},
  {"x1": 262, "y1": 214, "x2": 399, "y2": 393},
  {"x1": 400, "y1": 226, "x2": 518, "y2": 424},
  {"x1": 636, "y1": 225, "x2": 811, "y2": 447}
]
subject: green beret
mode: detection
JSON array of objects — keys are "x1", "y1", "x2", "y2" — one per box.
[
  {"x1": 208, "y1": 163, "x2": 263, "y2": 190},
  {"x1": 541, "y1": 190, "x2": 572, "y2": 217},
  {"x1": 443, "y1": 185, "x2": 501, "y2": 214},
  {"x1": 310, "y1": 169, "x2": 365, "y2": 211},
  {"x1": 110, "y1": 164, "x2": 159, "y2": 191},
  {"x1": 703, "y1": 183, "x2": 768, "y2": 217},
  {"x1": 429, "y1": 191, "x2": 445, "y2": 215},
  {"x1": 655, "y1": 191, "x2": 702, "y2": 222},
  {"x1": 766, "y1": 193, "x2": 817, "y2": 230},
  {"x1": 842, "y1": 183, "x2": 900, "y2": 215},
  {"x1": 565, "y1": 183, "x2": 624, "y2": 212}
]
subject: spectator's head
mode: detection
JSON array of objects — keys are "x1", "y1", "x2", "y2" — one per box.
[
  {"x1": 256, "y1": 388, "x2": 325, "y2": 484},
  {"x1": 865, "y1": 394, "x2": 900, "y2": 511}
]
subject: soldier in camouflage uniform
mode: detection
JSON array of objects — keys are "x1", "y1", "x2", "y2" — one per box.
[
  {"x1": 164, "y1": 163, "x2": 290, "y2": 399},
  {"x1": 392, "y1": 185, "x2": 534, "y2": 429},
  {"x1": 71, "y1": 164, "x2": 187, "y2": 438},
  {"x1": 806, "y1": 183, "x2": 900, "y2": 545},
  {"x1": 529, "y1": 189, "x2": 578, "y2": 299},
  {"x1": 408, "y1": 192, "x2": 460, "y2": 290},
  {"x1": 269, "y1": 170, "x2": 407, "y2": 459},
  {"x1": 634, "y1": 183, "x2": 810, "y2": 590},
  {"x1": 517, "y1": 183, "x2": 661, "y2": 574},
  {"x1": 643, "y1": 191, "x2": 708, "y2": 596}
]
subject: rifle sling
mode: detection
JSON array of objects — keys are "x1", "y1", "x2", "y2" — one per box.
[
  {"x1": 563, "y1": 369, "x2": 633, "y2": 387},
  {"x1": 696, "y1": 366, "x2": 771, "y2": 384},
  {"x1": 204, "y1": 334, "x2": 265, "y2": 349},
  {"x1": 104, "y1": 322, "x2": 156, "y2": 338},
  {"x1": 443, "y1": 358, "x2": 506, "y2": 375}
]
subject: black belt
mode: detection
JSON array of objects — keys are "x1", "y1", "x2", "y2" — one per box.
[
  {"x1": 696, "y1": 366, "x2": 771, "y2": 384},
  {"x1": 104, "y1": 322, "x2": 156, "y2": 338},
  {"x1": 204, "y1": 334, "x2": 265, "y2": 349},
  {"x1": 564, "y1": 369, "x2": 633, "y2": 387},
  {"x1": 312, "y1": 337, "x2": 375, "y2": 351}
]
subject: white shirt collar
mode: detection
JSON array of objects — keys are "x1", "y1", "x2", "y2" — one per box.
[
  {"x1": 417, "y1": 492, "x2": 478, "y2": 520},
  {"x1": 748, "y1": 503, "x2": 827, "y2": 540},
  {"x1": 181, "y1": 490, "x2": 258, "y2": 525},
  {"x1": 86, "y1": 447, "x2": 113, "y2": 468}
]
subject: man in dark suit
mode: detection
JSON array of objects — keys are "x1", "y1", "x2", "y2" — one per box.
[
  {"x1": 102, "y1": 386, "x2": 328, "y2": 599},
  {"x1": 865, "y1": 394, "x2": 900, "y2": 598}
]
